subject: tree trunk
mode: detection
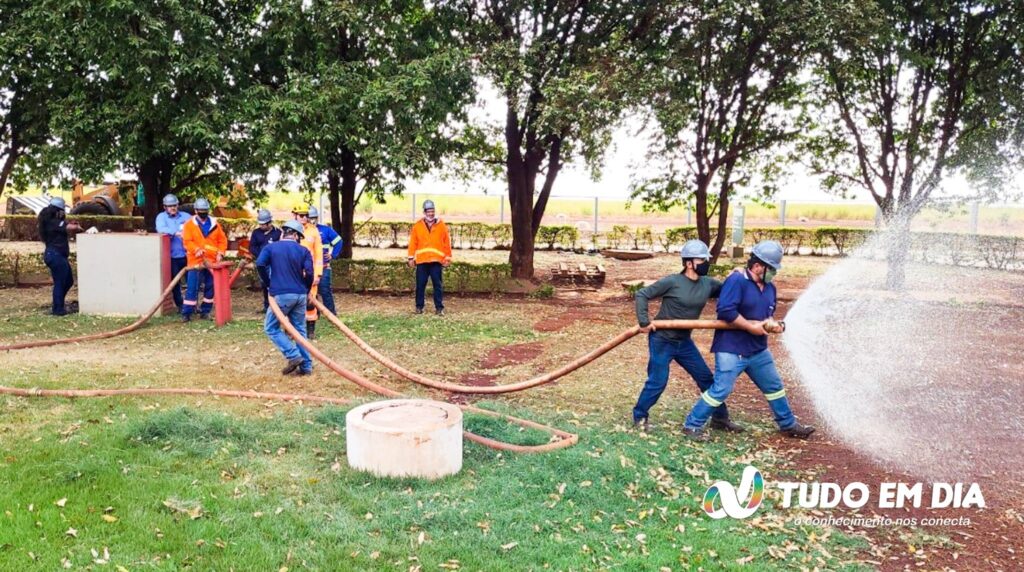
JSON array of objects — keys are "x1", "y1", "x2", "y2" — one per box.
[
  {"x1": 507, "y1": 157, "x2": 535, "y2": 279},
  {"x1": 138, "y1": 156, "x2": 176, "y2": 231},
  {"x1": 138, "y1": 158, "x2": 163, "y2": 231},
  {"x1": 692, "y1": 172, "x2": 713, "y2": 254},
  {"x1": 337, "y1": 148, "x2": 358, "y2": 260},
  {"x1": 885, "y1": 212, "x2": 912, "y2": 291},
  {"x1": 0, "y1": 148, "x2": 19, "y2": 203}
]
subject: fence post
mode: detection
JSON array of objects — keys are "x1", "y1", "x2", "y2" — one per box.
[
  {"x1": 731, "y1": 204, "x2": 746, "y2": 258},
  {"x1": 686, "y1": 204, "x2": 692, "y2": 226},
  {"x1": 411, "y1": 193, "x2": 417, "y2": 221},
  {"x1": 874, "y1": 205, "x2": 882, "y2": 229},
  {"x1": 593, "y1": 197, "x2": 599, "y2": 233},
  {"x1": 779, "y1": 200, "x2": 787, "y2": 226},
  {"x1": 969, "y1": 202, "x2": 979, "y2": 234},
  {"x1": 499, "y1": 196, "x2": 504, "y2": 224}
]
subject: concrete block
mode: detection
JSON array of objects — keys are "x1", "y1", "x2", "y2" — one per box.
[
  {"x1": 346, "y1": 399, "x2": 463, "y2": 479},
  {"x1": 77, "y1": 233, "x2": 167, "y2": 316}
]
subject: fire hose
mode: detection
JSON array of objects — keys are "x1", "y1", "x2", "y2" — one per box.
[
  {"x1": 0, "y1": 261, "x2": 768, "y2": 453},
  {"x1": 312, "y1": 299, "x2": 748, "y2": 394}
]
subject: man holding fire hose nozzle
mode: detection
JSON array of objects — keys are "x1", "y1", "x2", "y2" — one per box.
[
  {"x1": 681, "y1": 240, "x2": 815, "y2": 441},
  {"x1": 632, "y1": 239, "x2": 745, "y2": 433}
]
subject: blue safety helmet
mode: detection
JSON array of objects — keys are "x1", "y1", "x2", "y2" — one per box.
[
  {"x1": 282, "y1": 220, "x2": 305, "y2": 237},
  {"x1": 751, "y1": 240, "x2": 784, "y2": 270}
]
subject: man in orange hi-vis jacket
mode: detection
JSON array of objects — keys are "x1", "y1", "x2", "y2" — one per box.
[
  {"x1": 181, "y1": 198, "x2": 228, "y2": 322},
  {"x1": 292, "y1": 204, "x2": 323, "y2": 338},
  {"x1": 407, "y1": 199, "x2": 452, "y2": 316}
]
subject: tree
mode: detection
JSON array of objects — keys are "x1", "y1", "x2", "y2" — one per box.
[
  {"x1": 33, "y1": 0, "x2": 260, "y2": 228},
  {"x1": 804, "y1": 0, "x2": 1024, "y2": 288},
  {"x1": 245, "y1": 0, "x2": 473, "y2": 259},
  {"x1": 630, "y1": 0, "x2": 821, "y2": 261},
  {"x1": 0, "y1": 0, "x2": 60, "y2": 199},
  {"x1": 454, "y1": 0, "x2": 658, "y2": 279}
]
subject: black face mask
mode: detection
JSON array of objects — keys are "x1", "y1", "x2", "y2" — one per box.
[
  {"x1": 694, "y1": 261, "x2": 711, "y2": 276},
  {"x1": 197, "y1": 212, "x2": 209, "y2": 220}
]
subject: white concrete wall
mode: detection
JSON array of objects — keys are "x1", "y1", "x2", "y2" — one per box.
[{"x1": 77, "y1": 234, "x2": 166, "y2": 316}]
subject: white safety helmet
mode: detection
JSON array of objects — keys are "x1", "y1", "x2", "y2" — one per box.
[
  {"x1": 679, "y1": 239, "x2": 711, "y2": 261},
  {"x1": 257, "y1": 209, "x2": 273, "y2": 224}
]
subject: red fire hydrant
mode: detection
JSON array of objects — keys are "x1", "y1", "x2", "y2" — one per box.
[{"x1": 207, "y1": 261, "x2": 234, "y2": 327}]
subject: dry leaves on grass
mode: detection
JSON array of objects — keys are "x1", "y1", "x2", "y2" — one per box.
[{"x1": 162, "y1": 498, "x2": 204, "y2": 520}]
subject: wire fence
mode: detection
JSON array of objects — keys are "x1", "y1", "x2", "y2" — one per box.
[{"x1": 335, "y1": 192, "x2": 1024, "y2": 238}]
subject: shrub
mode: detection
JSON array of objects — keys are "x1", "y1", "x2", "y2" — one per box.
[{"x1": 330, "y1": 258, "x2": 509, "y2": 294}]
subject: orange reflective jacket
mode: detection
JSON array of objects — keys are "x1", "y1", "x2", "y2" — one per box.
[
  {"x1": 182, "y1": 215, "x2": 228, "y2": 267},
  {"x1": 408, "y1": 218, "x2": 452, "y2": 265},
  {"x1": 300, "y1": 222, "x2": 323, "y2": 280}
]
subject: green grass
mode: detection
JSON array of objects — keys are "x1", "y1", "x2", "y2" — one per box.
[
  {"x1": 337, "y1": 312, "x2": 534, "y2": 345},
  {"x1": 0, "y1": 397, "x2": 870, "y2": 571}
]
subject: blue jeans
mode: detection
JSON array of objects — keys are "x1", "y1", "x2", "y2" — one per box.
[
  {"x1": 633, "y1": 333, "x2": 728, "y2": 422},
  {"x1": 265, "y1": 293, "x2": 312, "y2": 373},
  {"x1": 170, "y1": 256, "x2": 187, "y2": 309},
  {"x1": 43, "y1": 248, "x2": 74, "y2": 314},
  {"x1": 684, "y1": 349, "x2": 796, "y2": 430},
  {"x1": 415, "y1": 262, "x2": 443, "y2": 311},
  {"x1": 319, "y1": 266, "x2": 336, "y2": 314},
  {"x1": 182, "y1": 269, "x2": 214, "y2": 317}
]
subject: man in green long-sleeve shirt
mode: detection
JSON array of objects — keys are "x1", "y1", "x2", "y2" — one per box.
[{"x1": 632, "y1": 240, "x2": 743, "y2": 433}]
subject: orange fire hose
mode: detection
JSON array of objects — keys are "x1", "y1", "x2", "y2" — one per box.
[
  {"x1": 265, "y1": 297, "x2": 578, "y2": 453},
  {"x1": 0, "y1": 265, "x2": 200, "y2": 352},
  {"x1": 313, "y1": 299, "x2": 744, "y2": 394}
]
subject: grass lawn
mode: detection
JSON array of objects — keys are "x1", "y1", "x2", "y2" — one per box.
[{"x1": 0, "y1": 258, "x2": 873, "y2": 570}]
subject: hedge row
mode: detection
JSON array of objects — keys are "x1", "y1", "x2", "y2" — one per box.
[
  {"x1": 330, "y1": 259, "x2": 510, "y2": 294},
  {"x1": 0, "y1": 250, "x2": 512, "y2": 293}
]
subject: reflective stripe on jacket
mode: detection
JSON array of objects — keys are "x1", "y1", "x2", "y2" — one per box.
[
  {"x1": 407, "y1": 218, "x2": 452, "y2": 265},
  {"x1": 182, "y1": 215, "x2": 228, "y2": 267},
  {"x1": 300, "y1": 222, "x2": 324, "y2": 279}
]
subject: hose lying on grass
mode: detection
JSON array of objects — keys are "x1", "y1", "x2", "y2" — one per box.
[
  {"x1": 266, "y1": 297, "x2": 579, "y2": 454},
  {"x1": 0, "y1": 265, "x2": 197, "y2": 352},
  {"x1": 313, "y1": 299, "x2": 745, "y2": 395}
]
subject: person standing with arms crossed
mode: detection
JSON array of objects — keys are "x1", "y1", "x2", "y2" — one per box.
[
  {"x1": 257, "y1": 220, "x2": 315, "y2": 376},
  {"x1": 155, "y1": 194, "x2": 191, "y2": 310},
  {"x1": 407, "y1": 199, "x2": 452, "y2": 315}
]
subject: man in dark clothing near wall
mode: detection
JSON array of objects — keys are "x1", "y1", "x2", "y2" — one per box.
[
  {"x1": 632, "y1": 240, "x2": 744, "y2": 433},
  {"x1": 257, "y1": 220, "x2": 315, "y2": 376},
  {"x1": 37, "y1": 197, "x2": 81, "y2": 316}
]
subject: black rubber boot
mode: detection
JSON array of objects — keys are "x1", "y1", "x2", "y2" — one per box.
[
  {"x1": 710, "y1": 417, "x2": 746, "y2": 432},
  {"x1": 780, "y1": 422, "x2": 816, "y2": 439},
  {"x1": 306, "y1": 320, "x2": 316, "y2": 340}
]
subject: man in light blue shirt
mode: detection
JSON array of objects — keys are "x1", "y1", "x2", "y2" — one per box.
[{"x1": 155, "y1": 194, "x2": 192, "y2": 309}]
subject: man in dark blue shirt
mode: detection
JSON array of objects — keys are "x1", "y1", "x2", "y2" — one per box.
[
  {"x1": 682, "y1": 240, "x2": 815, "y2": 440},
  {"x1": 249, "y1": 209, "x2": 282, "y2": 312},
  {"x1": 256, "y1": 220, "x2": 315, "y2": 376}
]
